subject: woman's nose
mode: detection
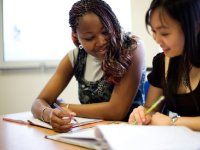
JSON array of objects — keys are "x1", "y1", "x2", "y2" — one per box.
[
  {"x1": 96, "y1": 34, "x2": 107, "y2": 46},
  {"x1": 153, "y1": 33, "x2": 161, "y2": 44}
]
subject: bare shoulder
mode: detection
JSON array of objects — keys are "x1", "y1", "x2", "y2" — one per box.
[
  {"x1": 56, "y1": 54, "x2": 73, "y2": 75},
  {"x1": 130, "y1": 36, "x2": 145, "y2": 57},
  {"x1": 130, "y1": 35, "x2": 145, "y2": 53},
  {"x1": 129, "y1": 36, "x2": 146, "y2": 72}
]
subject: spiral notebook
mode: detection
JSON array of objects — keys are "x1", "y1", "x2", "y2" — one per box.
[{"x1": 45, "y1": 124, "x2": 200, "y2": 150}]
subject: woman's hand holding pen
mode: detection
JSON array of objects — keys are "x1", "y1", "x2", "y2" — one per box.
[
  {"x1": 128, "y1": 96, "x2": 165, "y2": 125},
  {"x1": 128, "y1": 106, "x2": 152, "y2": 125},
  {"x1": 128, "y1": 108, "x2": 172, "y2": 126},
  {"x1": 50, "y1": 106, "x2": 76, "y2": 133}
]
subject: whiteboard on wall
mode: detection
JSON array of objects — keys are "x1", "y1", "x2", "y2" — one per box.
[{"x1": 0, "y1": 0, "x2": 132, "y2": 69}]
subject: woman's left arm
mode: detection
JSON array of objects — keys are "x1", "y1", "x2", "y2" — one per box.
[
  {"x1": 150, "y1": 112, "x2": 200, "y2": 131},
  {"x1": 67, "y1": 39, "x2": 146, "y2": 120},
  {"x1": 103, "y1": 39, "x2": 146, "y2": 120}
]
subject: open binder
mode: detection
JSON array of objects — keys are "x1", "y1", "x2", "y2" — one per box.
[{"x1": 45, "y1": 124, "x2": 200, "y2": 150}]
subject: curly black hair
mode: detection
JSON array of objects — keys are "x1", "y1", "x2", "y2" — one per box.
[{"x1": 69, "y1": 0, "x2": 137, "y2": 84}]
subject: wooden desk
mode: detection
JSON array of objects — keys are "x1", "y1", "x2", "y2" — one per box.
[{"x1": 0, "y1": 113, "x2": 99, "y2": 150}]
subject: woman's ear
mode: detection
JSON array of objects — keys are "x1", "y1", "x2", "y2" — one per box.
[{"x1": 71, "y1": 32, "x2": 79, "y2": 47}]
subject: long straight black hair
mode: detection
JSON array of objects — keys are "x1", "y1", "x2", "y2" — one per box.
[{"x1": 146, "y1": 0, "x2": 200, "y2": 112}]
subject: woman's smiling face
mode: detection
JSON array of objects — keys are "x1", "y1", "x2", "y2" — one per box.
[
  {"x1": 75, "y1": 13, "x2": 109, "y2": 59},
  {"x1": 150, "y1": 8, "x2": 185, "y2": 57}
]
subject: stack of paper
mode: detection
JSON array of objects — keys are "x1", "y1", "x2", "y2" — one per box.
[{"x1": 46, "y1": 124, "x2": 200, "y2": 150}]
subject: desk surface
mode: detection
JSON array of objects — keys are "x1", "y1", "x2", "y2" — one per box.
[{"x1": 0, "y1": 112, "x2": 104, "y2": 150}]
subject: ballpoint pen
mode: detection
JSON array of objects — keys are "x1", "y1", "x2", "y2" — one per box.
[
  {"x1": 133, "y1": 96, "x2": 165, "y2": 125},
  {"x1": 53, "y1": 103, "x2": 80, "y2": 126}
]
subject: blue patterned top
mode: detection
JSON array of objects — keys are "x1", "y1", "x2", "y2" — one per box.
[{"x1": 73, "y1": 48, "x2": 146, "y2": 121}]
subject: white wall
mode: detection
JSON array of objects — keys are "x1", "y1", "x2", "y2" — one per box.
[
  {"x1": 0, "y1": 69, "x2": 79, "y2": 114},
  {"x1": 131, "y1": 0, "x2": 159, "y2": 67},
  {"x1": 0, "y1": 0, "x2": 159, "y2": 114}
]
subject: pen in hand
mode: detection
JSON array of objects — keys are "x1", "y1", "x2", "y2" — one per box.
[
  {"x1": 133, "y1": 96, "x2": 165, "y2": 125},
  {"x1": 53, "y1": 103, "x2": 80, "y2": 126}
]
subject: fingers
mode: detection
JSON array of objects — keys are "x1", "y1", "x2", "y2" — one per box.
[
  {"x1": 52, "y1": 122, "x2": 73, "y2": 133},
  {"x1": 128, "y1": 106, "x2": 151, "y2": 125},
  {"x1": 50, "y1": 109, "x2": 74, "y2": 132}
]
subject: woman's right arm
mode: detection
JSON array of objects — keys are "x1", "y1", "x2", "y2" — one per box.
[{"x1": 31, "y1": 54, "x2": 75, "y2": 132}]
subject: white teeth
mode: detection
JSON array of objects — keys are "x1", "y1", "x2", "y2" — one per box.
[{"x1": 98, "y1": 49, "x2": 105, "y2": 52}]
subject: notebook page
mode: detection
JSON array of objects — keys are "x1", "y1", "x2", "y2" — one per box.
[
  {"x1": 28, "y1": 118, "x2": 52, "y2": 129},
  {"x1": 45, "y1": 127, "x2": 101, "y2": 149},
  {"x1": 95, "y1": 124, "x2": 200, "y2": 150}
]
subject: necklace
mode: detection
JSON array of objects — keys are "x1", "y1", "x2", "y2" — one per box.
[
  {"x1": 182, "y1": 71, "x2": 188, "y2": 87},
  {"x1": 182, "y1": 71, "x2": 189, "y2": 88}
]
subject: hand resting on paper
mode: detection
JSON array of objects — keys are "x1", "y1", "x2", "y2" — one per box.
[
  {"x1": 50, "y1": 108, "x2": 76, "y2": 133},
  {"x1": 149, "y1": 112, "x2": 172, "y2": 125}
]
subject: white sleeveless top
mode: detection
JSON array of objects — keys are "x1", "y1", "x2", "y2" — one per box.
[{"x1": 68, "y1": 48, "x2": 104, "y2": 82}]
